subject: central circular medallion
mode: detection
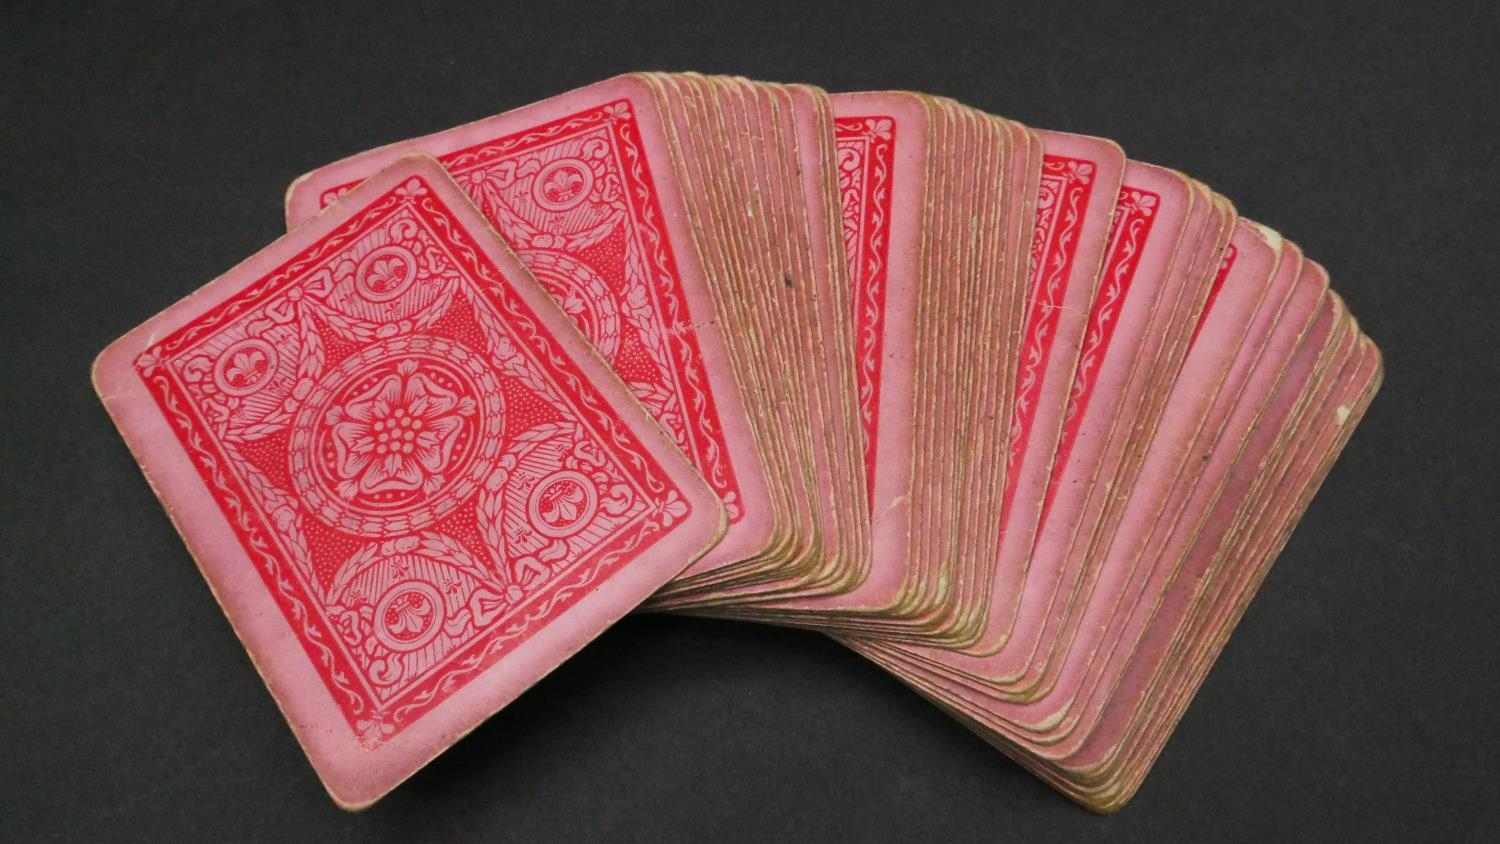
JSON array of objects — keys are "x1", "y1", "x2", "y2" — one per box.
[{"x1": 289, "y1": 335, "x2": 504, "y2": 537}]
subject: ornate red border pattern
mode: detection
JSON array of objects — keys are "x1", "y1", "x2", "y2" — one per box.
[
  {"x1": 1045, "y1": 185, "x2": 1161, "y2": 507},
  {"x1": 834, "y1": 115, "x2": 896, "y2": 506},
  {"x1": 1190, "y1": 244, "x2": 1239, "y2": 346},
  {"x1": 135, "y1": 179, "x2": 687, "y2": 744},
  {"x1": 321, "y1": 101, "x2": 742, "y2": 522},
  {"x1": 1002, "y1": 155, "x2": 1096, "y2": 521}
]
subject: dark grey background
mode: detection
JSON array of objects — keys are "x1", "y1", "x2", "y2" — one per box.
[{"x1": 4, "y1": 1, "x2": 1497, "y2": 840}]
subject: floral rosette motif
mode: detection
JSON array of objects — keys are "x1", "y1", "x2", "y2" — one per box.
[{"x1": 288, "y1": 335, "x2": 505, "y2": 537}]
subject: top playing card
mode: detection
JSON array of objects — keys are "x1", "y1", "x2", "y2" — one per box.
[
  {"x1": 286, "y1": 77, "x2": 755, "y2": 527},
  {"x1": 95, "y1": 153, "x2": 724, "y2": 808}
]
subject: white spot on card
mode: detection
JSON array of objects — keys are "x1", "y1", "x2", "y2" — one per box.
[{"x1": 1336, "y1": 405, "x2": 1352, "y2": 425}]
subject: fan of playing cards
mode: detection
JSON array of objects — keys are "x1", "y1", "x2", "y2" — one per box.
[{"x1": 95, "y1": 73, "x2": 1381, "y2": 812}]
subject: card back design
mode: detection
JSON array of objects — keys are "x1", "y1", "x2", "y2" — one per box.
[
  {"x1": 834, "y1": 115, "x2": 897, "y2": 505},
  {"x1": 317, "y1": 102, "x2": 742, "y2": 520},
  {"x1": 1045, "y1": 186, "x2": 1160, "y2": 508},
  {"x1": 137, "y1": 176, "x2": 691, "y2": 745},
  {"x1": 1005, "y1": 155, "x2": 1097, "y2": 516},
  {"x1": 1190, "y1": 244, "x2": 1239, "y2": 345}
]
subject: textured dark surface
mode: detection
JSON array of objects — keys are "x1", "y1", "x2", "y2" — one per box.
[{"x1": 3, "y1": 1, "x2": 1497, "y2": 840}]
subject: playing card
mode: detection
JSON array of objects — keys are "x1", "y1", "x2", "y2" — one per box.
[
  {"x1": 660, "y1": 91, "x2": 936, "y2": 614},
  {"x1": 665, "y1": 95, "x2": 1042, "y2": 647},
  {"x1": 96, "y1": 154, "x2": 724, "y2": 807},
  {"x1": 284, "y1": 74, "x2": 778, "y2": 579},
  {"x1": 953, "y1": 163, "x2": 1210, "y2": 693},
  {"x1": 1060, "y1": 320, "x2": 1381, "y2": 811},
  {"x1": 1004, "y1": 171, "x2": 1232, "y2": 698},
  {"x1": 628, "y1": 79, "x2": 862, "y2": 608},
  {"x1": 97, "y1": 70, "x2": 1386, "y2": 812},
  {"x1": 858, "y1": 265, "x2": 1377, "y2": 810},
  {"x1": 858, "y1": 131, "x2": 1126, "y2": 658}
]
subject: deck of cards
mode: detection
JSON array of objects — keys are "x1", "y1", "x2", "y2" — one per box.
[{"x1": 95, "y1": 73, "x2": 1381, "y2": 812}]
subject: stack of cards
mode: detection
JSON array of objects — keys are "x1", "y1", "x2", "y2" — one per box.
[{"x1": 96, "y1": 73, "x2": 1380, "y2": 811}]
